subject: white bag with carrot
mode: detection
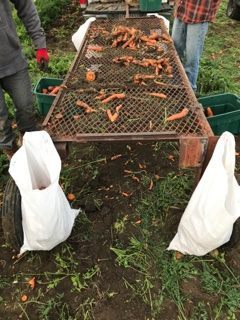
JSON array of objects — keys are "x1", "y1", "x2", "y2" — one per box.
[
  {"x1": 9, "y1": 131, "x2": 79, "y2": 254},
  {"x1": 168, "y1": 131, "x2": 240, "y2": 256}
]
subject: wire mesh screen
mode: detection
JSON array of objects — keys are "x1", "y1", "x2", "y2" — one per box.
[
  {"x1": 44, "y1": 17, "x2": 211, "y2": 141},
  {"x1": 65, "y1": 18, "x2": 188, "y2": 89}
]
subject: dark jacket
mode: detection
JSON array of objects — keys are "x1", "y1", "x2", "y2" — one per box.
[{"x1": 0, "y1": 0, "x2": 46, "y2": 78}]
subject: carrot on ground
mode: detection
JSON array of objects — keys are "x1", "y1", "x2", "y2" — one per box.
[
  {"x1": 28, "y1": 277, "x2": 36, "y2": 289},
  {"x1": 166, "y1": 108, "x2": 189, "y2": 121}
]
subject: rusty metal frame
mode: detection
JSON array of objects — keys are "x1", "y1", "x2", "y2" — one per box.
[{"x1": 42, "y1": 17, "x2": 215, "y2": 169}]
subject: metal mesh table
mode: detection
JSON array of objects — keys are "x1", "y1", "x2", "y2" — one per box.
[{"x1": 43, "y1": 17, "x2": 214, "y2": 168}]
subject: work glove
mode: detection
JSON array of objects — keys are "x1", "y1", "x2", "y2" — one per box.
[{"x1": 36, "y1": 48, "x2": 49, "y2": 71}]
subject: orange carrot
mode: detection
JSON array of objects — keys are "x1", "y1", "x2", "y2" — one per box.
[
  {"x1": 102, "y1": 93, "x2": 126, "y2": 104},
  {"x1": 21, "y1": 295, "x2": 28, "y2": 302},
  {"x1": 86, "y1": 70, "x2": 96, "y2": 82},
  {"x1": 148, "y1": 92, "x2": 167, "y2": 99},
  {"x1": 76, "y1": 100, "x2": 96, "y2": 113},
  {"x1": 42, "y1": 88, "x2": 48, "y2": 94},
  {"x1": 67, "y1": 193, "x2": 75, "y2": 201},
  {"x1": 166, "y1": 108, "x2": 189, "y2": 121},
  {"x1": 115, "y1": 104, "x2": 123, "y2": 113},
  {"x1": 49, "y1": 86, "x2": 60, "y2": 96},
  {"x1": 106, "y1": 109, "x2": 119, "y2": 122},
  {"x1": 206, "y1": 107, "x2": 214, "y2": 117},
  {"x1": 87, "y1": 45, "x2": 103, "y2": 52},
  {"x1": 28, "y1": 277, "x2": 36, "y2": 289}
]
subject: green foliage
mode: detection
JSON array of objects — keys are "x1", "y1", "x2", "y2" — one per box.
[
  {"x1": 35, "y1": 0, "x2": 71, "y2": 30},
  {"x1": 201, "y1": 262, "x2": 240, "y2": 314},
  {"x1": 198, "y1": 58, "x2": 231, "y2": 95},
  {"x1": 190, "y1": 302, "x2": 209, "y2": 320},
  {"x1": 136, "y1": 172, "x2": 193, "y2": 227},
  {"x1": 198, "y1": 0, "x2": 240, "y2": 95}
]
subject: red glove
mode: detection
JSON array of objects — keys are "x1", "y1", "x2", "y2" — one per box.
[{"x1": 36, "y1": 48, "x2": 49, "y2": 71}]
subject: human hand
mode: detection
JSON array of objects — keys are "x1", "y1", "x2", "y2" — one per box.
[{"x1": 36, "y1": 48, "x2": 49, "y2": 71}]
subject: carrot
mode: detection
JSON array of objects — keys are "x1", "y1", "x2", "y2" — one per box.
[
  {"x1": 122, "y1": 35, "x2": 135, "y2": 49},
  {"x1": 101, "y1": 93, "x2": 126, "y2": 104},
  {"x1": 21, "y1": 295, "x2": 28, "y2": 302},
  {"x1": 28, "y1": 277, "x2": 36, "y2": 289},
  {"x1": 148, "y1": 92, "x2": 167, "y2": 99},
  {"x1": 206, "y1": 107, "x2": 214, "y2": 117},
  {"x1": 106, "y1": 109, "x2": 119, "y2": 122},
  {"x1": 166, "y1": 108, "x2": 189, "y2": 121},
  {"x1": 42, "y1": 88, "x2": 48, "y2": 94},
  {"x1": 87, "y1": 45, "x2": 103, "y2": 52},
  {"x1": 116, "y1": 104, "x2": 123, "y2": 113},
  {"x1": 67, "y1": 193, "x2": 75, "y2": 201},
  {"x1": 49, "y1": 86, "x2": 60, "y2": 96},
  {"x1": 86, "y1": 70, "x2": 96, "y2": 82},
  {"x1": 76, "y1": 100, "x2": 96, "y2": 113}
]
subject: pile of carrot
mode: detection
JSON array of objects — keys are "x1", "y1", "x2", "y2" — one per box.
[
  {"x1": 41, "y1": 85, "x2": 61, "y2": 96},
  {"x1": 110, "y1": 26, "x2": 172, "y2": 51}
]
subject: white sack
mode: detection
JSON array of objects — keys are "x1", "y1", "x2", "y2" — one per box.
[
  {"x1": 72, "y1": 17, "x2": 96, "y2": 51},
  {"x1": 9, "y1": 131, "x2": 79, "y2": 254},
  {"x1": 168, "y1": 131, "x2": 240, "y2": 256},
  {"x1": 147, "y1": 13, "x2": 170, "y2": 31}
]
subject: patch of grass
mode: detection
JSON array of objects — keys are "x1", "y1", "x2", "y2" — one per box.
[
  {"x1": 75, "y1": 297, "x2": 96, "y2": 320},
  {"x1": 198, "y1": 0, "x2": 240, "y2": 95},
  {"x1": 200, "y1": 258, "x2": 240, "y2": 318},
  {"x1": 136, "y1": 171, "x2": 193, "y2": 228},
  {"x1": 190, "y1": 302, "x2": 209, "y2": 320}
]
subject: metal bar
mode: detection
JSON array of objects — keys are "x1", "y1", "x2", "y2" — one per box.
[{"x1": 179, "y1": 136, "x2": 208, "y2": 168}]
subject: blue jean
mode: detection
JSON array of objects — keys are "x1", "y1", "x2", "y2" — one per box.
[
  {"x1": 172, "y1": 18, "x2": 209, "y2": 91},
  {"x1": 0, "y1": 68, "x2": 37, "y2": 149}
]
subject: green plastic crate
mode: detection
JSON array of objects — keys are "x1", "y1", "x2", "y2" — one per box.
[
  {"x1": 139, "y1": 0, "x2": 162, "y2": 12},
  {"x1": 33, "y1": 78, "x2": 63, "y2": 116},
  {"x1": 198, "y1": 93, "x2": 240, "y2": 135}
]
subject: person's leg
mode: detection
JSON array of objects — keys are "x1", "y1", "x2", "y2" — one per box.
[
  {"x1": 185, "y1": 22, "x2": 209, "y2": 91},
  {"x1": 171, "y1": 17, "x2": 187, "y2": 62},
  {"x1": 0, "y1": 81, "x2": 16, "y2": 150},
  {"x1": 2, "y1": 68, "x2": 37, "y2": 135}
]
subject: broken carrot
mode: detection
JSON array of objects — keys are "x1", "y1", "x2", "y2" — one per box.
[
  {"x1": 28, "y1": 277, "x2": 36, "y2": 289},
  {"x1": 148, "y1": 92, "x2": 167, "y2": 99},
  {"x1": 115, "y1": 104, "x2": 123, "y2": 113},
  {"x1": 135, "y1": 220, "x2": 142, "y2": 224},
  {"x1": 166, "y1": 108, "x2": 189, "y2": 121},
  {"x1": 49, "y1": 86, "x2": 60, "y2": 96},
  {"x1": 106, "y1": 109, "x2": 119, "y2": 122},
  {"x1": 55, "y1": 113, "x2": 63, "y2": 119},
  {"x1": 102, "y1": 93, "x2": 126, "y2": 104},
  {"x1": 175, "y1": 251, "x2": 184, "y2": 260},
  {"x1": 21, "y1": 295, "x2": 28, "y2": 302},
  {"x1": 121, "y1": 192, "x2": 132, "y2": 197},
  {"x1": 206, "y1": 107, "x2": 214, "y2": 117},
  {"x1": 76, "y1": 100, "x2": 96, "y2": 113},
  {"x1": 111, "y1": 154, "x2": 122, "y2": 160},
  {"x1": 86, "y1": 70, "x2": 96, "y2": 82},
  {"x1": 42, "y1": 88, "x2": 48, "y2": 94},
  {"x1": 67, "y1": 193, "x2": 75, "y2": 201},
  {"x1": 149, "y1": 179, "x2": 153, "y2": 190},
  {"x1": 87, "y1": 45, "x2": 103, "y2": 52}
]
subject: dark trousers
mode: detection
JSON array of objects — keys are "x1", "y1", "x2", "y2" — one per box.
[{"x1": 0, "y1": 68, "x2": 37, "y2": 149}]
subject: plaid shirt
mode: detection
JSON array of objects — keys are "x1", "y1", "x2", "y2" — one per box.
[{"x1": 174, "y1": 0, "x2": 222, "y2": 23}]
